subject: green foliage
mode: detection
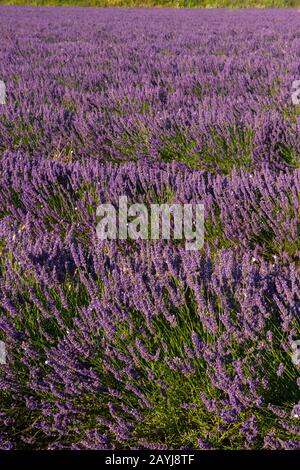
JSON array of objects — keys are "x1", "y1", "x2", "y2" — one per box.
[
  {"x1": 201, "y1": 126, "x2": 255, "y2": 174},
  {"x1": 0, "y1": 0, "x2": 300, "y2": 8}
]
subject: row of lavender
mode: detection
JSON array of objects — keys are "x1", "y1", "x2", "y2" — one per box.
[
  {"x1": 0, "y1": 154, "x2": 299, "y2": 449},
  {"x1": 0, "y1": 154, "x2": 300, "y2": 260},
  {"x1": 0, "y1": 7, "x2": 300, "y2": 170}
]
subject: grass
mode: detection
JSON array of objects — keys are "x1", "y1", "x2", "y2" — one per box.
[{"x1": 0, "y1": 0, "x2": 300, "y2": 8}]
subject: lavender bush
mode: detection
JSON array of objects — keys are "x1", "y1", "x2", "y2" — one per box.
[{"x1": 0, "y1": 7, "x2": 300, "y2": 449}]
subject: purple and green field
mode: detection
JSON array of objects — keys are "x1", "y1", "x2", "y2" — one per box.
[{"x1": 0, "y1": 6, "x2": 300, "y2": 450}]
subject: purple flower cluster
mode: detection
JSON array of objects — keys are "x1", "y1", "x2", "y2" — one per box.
[{"x1": 0, "y1": 7, "x2": 300, "y2": 449}]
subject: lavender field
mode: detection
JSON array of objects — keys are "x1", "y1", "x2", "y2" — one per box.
[{"x1": 0, "y1": 6, "x2": 300, "y2": 450}]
